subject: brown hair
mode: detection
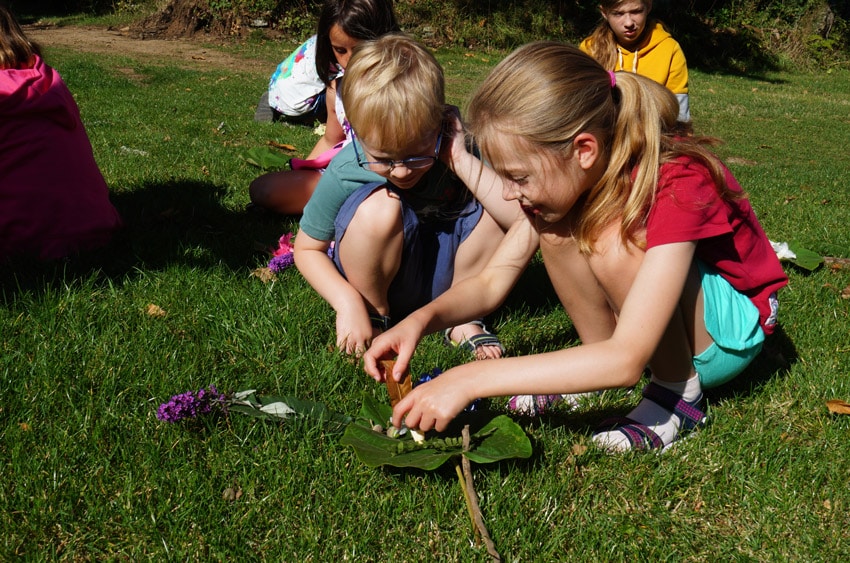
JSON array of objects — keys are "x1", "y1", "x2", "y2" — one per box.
[
  {"x1": 0, "y1": 4, "x2": 40, "y2": 69},
  {"x1": 315, "y1": 0, "x2": 399, "y2": 85},
  {"x1": 585, "y1": 0, "x2": 655, "y2": 68},
  {"x1": 468, "y1": 41, "x2": 737, "y2": 254}
]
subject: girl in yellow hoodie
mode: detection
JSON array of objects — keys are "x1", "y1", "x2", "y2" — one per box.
[{"x1": 580, "y1": 1, "x2": 690, "y2": 122}]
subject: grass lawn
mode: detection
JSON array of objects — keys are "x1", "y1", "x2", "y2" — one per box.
[{"x1": 2, "y1": 28, "x2": 849, "y2": 560}]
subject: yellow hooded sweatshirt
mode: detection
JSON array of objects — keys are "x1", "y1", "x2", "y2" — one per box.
[{"x1": 580, "y1": 22, "x2": 690, "y2": 121}]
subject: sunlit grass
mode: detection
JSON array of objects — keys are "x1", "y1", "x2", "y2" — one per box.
[{"x1": 1, "y1": 29, "x2": 849, "y2": 561}]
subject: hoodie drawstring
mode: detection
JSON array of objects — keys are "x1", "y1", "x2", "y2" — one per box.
[{"x1": 617, "y1": 47, "x2": 639, "y2": 73}]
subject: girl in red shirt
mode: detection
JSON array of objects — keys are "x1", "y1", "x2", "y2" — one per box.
[{"x1": 363, "y1": 42, "x2": 787, "y2": 453}]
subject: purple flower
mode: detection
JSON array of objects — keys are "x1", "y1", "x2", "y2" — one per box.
[
  {"x1": 156, "y1": 386, "x2": 226, "y2": 423},
  {"x1": 268, "y1": 251, "x2": 294, "y2": 273}
]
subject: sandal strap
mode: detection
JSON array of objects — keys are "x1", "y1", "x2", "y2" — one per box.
[
  {"x1": 641, "y1": 381, "x2": 708, "y2": 432},
  {"x1": 369, "y1": 314, "x2": 391, "y2": 331},
  {"x1": 443, "y1": 320, "x2": 505, "y2": 354},
  {"x1": 463, "y1": 332, "x2": 505, "y2": 353},
  {"x1": 595, "y1": 416, "x2": 664, "y2": 450},
  {"x1": 442, "y1": 320, "x2": 486, "y2": 345}
]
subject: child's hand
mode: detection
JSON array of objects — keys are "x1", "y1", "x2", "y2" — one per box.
[
  {"x1": 363, "y1": 320, "x2": 423, "y2": 382},
  {"x1": 391, "y1": 368, "x2": 471, "y2": 433},
  {"x1": 334, "y1": 308, "x2": 375, "y2": 357},
  {"x1": 440, "y1": 105, "x2": 472, "y2": 170}
]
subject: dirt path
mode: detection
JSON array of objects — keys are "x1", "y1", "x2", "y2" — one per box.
[{"x1": 24, "y1": 24, "x2": 270, "y2": 73}]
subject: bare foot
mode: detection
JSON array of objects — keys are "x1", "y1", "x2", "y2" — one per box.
[{"x1": 446, "y1": 323, "x2": 504, "y2": 360}]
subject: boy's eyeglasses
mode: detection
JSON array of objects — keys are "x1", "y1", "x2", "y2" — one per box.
[{"x1": 353, "y1": 133, "x2": 442, "y2": 174}]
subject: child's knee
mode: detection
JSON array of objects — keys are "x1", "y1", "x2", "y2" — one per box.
[
  {"x1": 248, "y1": 174, "x2": 274, "y2": 204},
  {"x1": 349, "y1": 189, "x2": 403, "y2": 238}
]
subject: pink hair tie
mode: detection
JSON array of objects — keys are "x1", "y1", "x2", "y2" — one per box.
[{"x1": 608, "y1": 70, "x2": 617, "y2": 88}]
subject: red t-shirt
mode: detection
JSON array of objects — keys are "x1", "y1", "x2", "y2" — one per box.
[{"x1": 645, "y1": 157, "x2": 788, "y2": 334}]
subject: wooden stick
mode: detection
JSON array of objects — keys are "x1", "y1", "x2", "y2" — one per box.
[{"x1": 462, "y1": 425, "x2": 501, "y2": 562}]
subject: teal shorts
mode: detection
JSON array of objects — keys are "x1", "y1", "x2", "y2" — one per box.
[{"x1": 694, "y1": 261, "x2": 767, "y2": 388}]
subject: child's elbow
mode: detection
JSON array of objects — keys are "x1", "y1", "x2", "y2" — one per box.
[
  {"x1": 618, "y1": 367, "x2": 646, "y2": 388},
  {"x1": 608, "y1": 351, "x2": 649, "y2": 388}
]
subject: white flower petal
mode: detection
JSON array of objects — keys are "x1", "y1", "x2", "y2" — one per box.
[
  {"x1": 233, "y1": 389, "x2": 256, "y2": 400},
  {"x1": 259, "y1": 401, "x2": 297, "y2": 417},
  {"x1": 770, "y1": 240, "x2": 797, "y2": 260}
]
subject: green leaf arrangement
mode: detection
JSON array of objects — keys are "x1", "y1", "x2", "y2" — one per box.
[
  {"x1": 340, "y1": 392, "x2": 532, "y2": 470},
  {"x1": 157, "y1": 384, "x2": 532, "y2": 559},
  {"x1": 340, "y1": 391, "x2": 531, "y2": 559}
]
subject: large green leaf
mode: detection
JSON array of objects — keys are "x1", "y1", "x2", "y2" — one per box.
[
  {"x1": 240, "y1": 147, "x2": 290, "y2": 170},
  {"x1": 340, "y1": 393, "x2": 532, "y2": 470},
  {"x1": 787, "y1": 241, "x2": 824, "y2": 271}
]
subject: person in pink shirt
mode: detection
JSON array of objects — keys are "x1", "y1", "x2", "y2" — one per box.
[{"x1": 0, "y1": 4, "x2": 122, "y2": 261}]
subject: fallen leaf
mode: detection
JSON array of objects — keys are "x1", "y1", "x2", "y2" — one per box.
[
  {"x1": 19, "y1": 422, "x2": 31, "y2": 432},
  {"x1": 841, "y1": 286, "x2": 850, "y2": 300},
  {"x1": 382, "y1": 360, "x2": 411, "y2": 407},
  {"x1": 146, "y1": 304, "x2": 167, "y2": 318},
  {"x1": 825, "y1": 256, "x2": 850, "y2": 270},
  {"x1": 268, "y1": 141, "x2": 297, "y2": 151},
  {"x1": 826, "y1": 399, "x2": 850, "y2": 415},
  {"x1": 250, "y1": 267, "x2": 275, "y2": 283}
]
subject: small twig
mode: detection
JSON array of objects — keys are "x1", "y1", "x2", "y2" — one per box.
[
  {"x1": 462, "y1": 425, "x2": 501, "y2": 562},
  {"x1": 455, "y1": 460, "x2": 477, "y2": 535}
]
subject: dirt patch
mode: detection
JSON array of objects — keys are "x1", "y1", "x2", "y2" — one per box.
[{"x1": 24, "y1": 23, "x2": 271, "y2": 74}]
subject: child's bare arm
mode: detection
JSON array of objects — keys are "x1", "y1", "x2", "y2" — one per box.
[
  {"x1": 293, "y1": 230, "x2": 374, "y2": 355},
  {"x1": 441, "y1": 107, "x2": 523, "y2": 231},
  {"x1": 306, "y1": 82, "x2": 346, "y2": 159},
  {"x1": 364, "y1": 217, "x2": 538, "y2": 381}
]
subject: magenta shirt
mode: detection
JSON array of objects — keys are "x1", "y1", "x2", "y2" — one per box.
[{"x1": 0, "y1": 55, "x2": 122, "y2": 260}]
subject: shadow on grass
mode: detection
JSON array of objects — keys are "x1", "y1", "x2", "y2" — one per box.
[
  {"x1": 0, "y1": 179, "x2": 297, "y2": 299},
  {"x1": 706, "y1": 324, "x2": 799, "y2": 402}
]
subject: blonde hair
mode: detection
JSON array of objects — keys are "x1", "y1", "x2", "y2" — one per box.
[
  {"x1": 585, "y1": 0, "x2": 654, "y2": 68},
  {"x1": 468, "y1": 41, "x2": 736, "y2": 254},
  {"x1": 340, "y1": 33, "x2": 444, "y2": 150},
  {"x1": 0, "y1": 4, "x2": 40, "y2": 69}
]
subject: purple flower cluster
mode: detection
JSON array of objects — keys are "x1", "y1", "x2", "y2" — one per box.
[
  {"x1": 268, "y1": 252, "x2": 294, "y2": 273},
  {"x1": 156, "y1": 386, "x2": 226, "y2": 423},
  {"x1": 415, "y1": 368, "x2": 480, "y2": 412}
]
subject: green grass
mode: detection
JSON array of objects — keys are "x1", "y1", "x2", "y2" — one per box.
[{"x1": 2, "y1": 31, "x2": 850, "y2": 561}]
